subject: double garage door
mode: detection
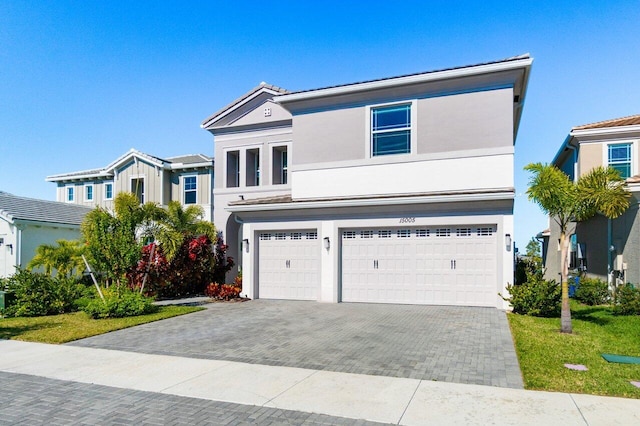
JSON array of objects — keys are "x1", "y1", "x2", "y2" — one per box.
[{"x1": 256, "y1": 225, "x2": 497, "y2": 307}]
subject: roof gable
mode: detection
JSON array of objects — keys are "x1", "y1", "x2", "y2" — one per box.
[
  {"x1": 200, "y1": 83, "x2": 289, "y2": 129},
  {"x1": 0, "y1": 191, "x2": 92, "y2": 226},
  {"x1": 230, "y1": 100, "x2": 291, "y2": 127}
]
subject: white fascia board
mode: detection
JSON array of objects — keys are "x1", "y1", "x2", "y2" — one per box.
[
  {"x1": 275, "y1": 58, "x2": 533, "y2": 104},
  {"x1": 226, "y1": 190, "x2": 515, "y2": 213},
  {"x1": 169, "y1": 162, "x2": 213, "y2": 170},
  {"x1": 12, "y1": 218, "x2": 81, "y2": 229},
  {"x1": 570, "y1": 125, "x2": 640, "y2": 138},
  {"x1": 104, "y1": 149, "x2": 166, "y2": 173},
  {"x1": 45, "y1": 171, "x2": 113, "y2": 182}
]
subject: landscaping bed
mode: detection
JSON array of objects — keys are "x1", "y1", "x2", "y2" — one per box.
[{"x1": 508, "y1": 301, "x2": 640, "y2": 399}]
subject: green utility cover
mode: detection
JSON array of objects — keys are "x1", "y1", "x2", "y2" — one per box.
[{"x1": 602, "y1": 353, "x2": 640, "y2": 364}]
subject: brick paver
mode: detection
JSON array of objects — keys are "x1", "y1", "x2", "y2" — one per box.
[
  {"x1": 70, "y1": 300, "x2": 523, "y2": 388},
  {"x1": 0, "y1": 371, "x2": 387, "y2": 425}
]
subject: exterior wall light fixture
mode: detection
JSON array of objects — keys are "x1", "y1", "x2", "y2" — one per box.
[
  {"x1": 505, "y1": 234, "x2": 512, "y2": 252},
  {"x1": 242, "y1": 238, "x2": 249, "y2": 252},
  {"x1": 323, "y1": 237, "x2": 330, "y2": 250}
]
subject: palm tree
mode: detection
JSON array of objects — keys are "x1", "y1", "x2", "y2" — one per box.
[
  {"x1": 154, "y1": 201, "x2": 216, "y2": 260},
  {"x1": 28, "y1": 239, "x2": 86, "y2": 277},
  {"x1": 525, "y1": 163, "x2": 630, "y2": 333}
]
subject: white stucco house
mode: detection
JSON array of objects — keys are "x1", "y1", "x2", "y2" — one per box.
[
  {"x1": 202, "y1": 55, "x2": 533, "y2": 309},
  {"x1": 0, "y1": 192, "x2": 92, "y2": 278}
]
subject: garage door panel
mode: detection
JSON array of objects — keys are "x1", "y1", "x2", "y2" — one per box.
[
  {"x1": 342, "y1": 226, "x2": 497, "y2": 306},
  {"x1": 258, "y1": 230, "x2": 319, "y2": 301}
]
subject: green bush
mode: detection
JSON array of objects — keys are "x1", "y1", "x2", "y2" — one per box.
[
  {"x1": 3, "y1": 269, "x2": 87, "y2": 317},
  {"x1": 82, "y1": 287, "x2": 157, "y2": 319},
  {"x1": 574, "y1": 277, "x2": 610, "y2": 305},
  {"x1": 502, "y1": 279, "x2": 561, "y2": 317},
  {"x1": 612, "y1": 284, "x2": 640, "y2": 315}
]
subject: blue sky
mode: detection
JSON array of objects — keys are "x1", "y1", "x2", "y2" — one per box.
[{"x1": 1, "y1": 1, "x2": 639, "y2": 246}]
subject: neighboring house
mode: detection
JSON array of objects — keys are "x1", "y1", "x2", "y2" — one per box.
[
  {"x1": 542, "y1": 114, "x2": 640, "y2": 285},
  {"x1": 0, "y1": 191, "x2": 92, "y2": 278},
  {"x1": 202, "y1": 55, "x2": 533, "y2": 309},
  {"x1": 46, "y1": 149, "x2": 214, "y2": 221}
]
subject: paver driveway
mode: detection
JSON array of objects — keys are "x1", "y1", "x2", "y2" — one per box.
[{"x1": 70, "y1": 300, "x2": 523, "y2": 388}]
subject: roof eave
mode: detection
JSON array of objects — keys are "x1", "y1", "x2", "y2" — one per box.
[
  {"x1": 274, "y1": 57, "x2": 533, "y2": 104},
  {"x1": 570, "y1": 124, "x2": 640, "y2": 137},
  {"x1": 45, "y1": 171, "x2": 113, "y2": 182}
]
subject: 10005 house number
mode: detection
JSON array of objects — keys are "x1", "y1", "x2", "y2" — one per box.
[{"x1": 399, "y1": 217, "x2": 415, "y2": 223}]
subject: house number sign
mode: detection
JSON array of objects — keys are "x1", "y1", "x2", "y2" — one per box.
[{"x1": 399, "y1": 217, "x2": 416, "y2": 223}]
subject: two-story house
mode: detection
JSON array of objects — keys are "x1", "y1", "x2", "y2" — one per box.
[
  {"x1": 46, "y1": 149, "x2": 214, "y2": 221},
  {"x1": 202, "y1": 55, "x2": 533, "y2": 308},
  {"x1": 543, "y1": 114, "x2": 640, "y2": 285}
]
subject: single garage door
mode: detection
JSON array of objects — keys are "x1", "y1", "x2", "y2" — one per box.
[
  {"x1": 257, "y1": 230, "x2": 320, "y2": 300},
  {"x1": 341, "y1": 226, "x2": 497, "y2": 306}
]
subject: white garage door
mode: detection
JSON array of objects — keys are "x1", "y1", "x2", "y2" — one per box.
[
  {"x1": 257, "y1": 230, "x2": 320, "y2": 300},
  {"x1": 341, "y1": 226, "x2": 497, "y2": 306}
]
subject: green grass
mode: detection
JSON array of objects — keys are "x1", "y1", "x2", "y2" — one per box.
[
  {"x1": 508, "y1": 301, "x2": 640, "y2": 398},
  {"x1": 0, "y1": 306, "x2": 203, "y2": 344}
]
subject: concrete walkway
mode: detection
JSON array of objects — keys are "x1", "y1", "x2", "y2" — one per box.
[{"x1": 1, "y1": 340, "x2": 639, "y2": 425}]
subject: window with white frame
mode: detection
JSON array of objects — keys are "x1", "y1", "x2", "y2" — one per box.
[
  {"x1": 131, "y1": 178, "x2": 144, "y2": 203},
  {"x1": 183, "y1": 175, "x2": 197, "y2": 204},
  {"x1": 608, "y1": 143, "x2": 632, "y2": 179},
  {"x1": 371, "y1": 103, "x2": 412, "y2": 156},
  {"x1": 85, "y1": 184, "x2": 93, "y2": 202},
  {"x1": 226, "y1": 151, "x2": 240, "y2": 188},
  {"x1": 272, "y1": 146, "x2": 288, "y2": 185},
  {"x1": 66, "y1": 186, "x2": 74, "y2": 202},
  {"x1": 246, "y1": 148, "x2": 260, "y2": 186},
  {"x1": 104, "y1": 182, "x2": 113, "y2": 200}
]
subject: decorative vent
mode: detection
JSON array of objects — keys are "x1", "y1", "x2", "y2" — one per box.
[{"x1": 264, "y1": 107, "x2": 272, "y2": 117}]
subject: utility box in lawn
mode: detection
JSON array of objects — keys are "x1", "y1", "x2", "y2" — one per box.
[{"x1": 0, "y1": 290, "x2": 15, "y2": 312}]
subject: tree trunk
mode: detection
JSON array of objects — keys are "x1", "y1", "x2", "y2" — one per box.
[{"x1": 559, "y1": 231, "x2": 572, "y2": 333}]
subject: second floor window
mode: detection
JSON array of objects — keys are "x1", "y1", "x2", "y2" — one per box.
[
  {"x1": 246, "y1": 148, "x2": 260, "y2": 186},
  {"x1": 371, "y1": 104, "x2": 411, "y2": 156},
  {"x1": 131, "y1": 178, "x2": 144, "y2": 203},
  {"x1": 226, "y1": 151, "x2": 240, "y2": 188},
  {"x1": 608, "y1": 143, "x2": 632, "y2": 179},
  {"x1": 85, "y1": 185, "x2": 93, "y2": 201},
  {"x1": 184, "y1": 176, "x2": 197, "y2": 204},
  {"x1": 105, "y1": 182, "x2": 113, "y2": 200},
  {"x1": 66, "y1": 186, "x2": 74, "y2": 202},
  {"x1": 272, "y1": 146, "x2": 288, "y2": 185}
]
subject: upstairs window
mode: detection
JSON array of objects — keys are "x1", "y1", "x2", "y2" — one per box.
[
  {"x1": 131, "y1": 178, "x2": 144, "y2": 203},
  {"x1": 246, "y1": 148, "x2": 260, "y2": 187},
  {"x1": 184, "y1": 176, "x2": 197, "y2": 204},
  {"x1": 371, "y1": 104, "x2": 411, "y2": 156},
  {"x1": 85, "y1": 184, "x2": 93, "y2": 202},
  {"x1": 104, "y1": 182, "x2": 113, "y2": 200},
  {"x1": 608, "y1": 143, "x2": 632, "y2": 179},
  {"x1": 272, "y1": 146, "x2": 288, "y2": 185},
  {"x1": 66, "y1": 186, "x2": 74, "y2": 202},
  {"x1": 226, "y1": 151, "x2": 240, "y2": 188}
]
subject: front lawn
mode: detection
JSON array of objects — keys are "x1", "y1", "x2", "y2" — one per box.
[
  {"x1": 0, "y1": 306, "x2": 203, "y2": 344},
  {"x1": 508, "y1": 301, "x2": 640, "y2": 398}
]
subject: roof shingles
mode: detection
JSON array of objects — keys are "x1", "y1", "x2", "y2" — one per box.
[
  {"x1": 573, "y1": 114, "x2": 640, "y2": 130},
  {"x1": 0, "y1": 192, "x2": 92, "y2": 226}
]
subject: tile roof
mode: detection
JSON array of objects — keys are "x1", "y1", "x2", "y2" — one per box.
[
  {"x1": 0, "y1": 191, "x2": 92, "y2": 226},
  {"x1": 573, "y1": 114, "x2": 640, "y2": 130},
  {"x1": 165, "y1": 154, "x2": 213, "y2": 164}
]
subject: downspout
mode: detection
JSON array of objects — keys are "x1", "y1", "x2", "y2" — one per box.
[{"x1": 16, "y1": 224, "x2": 23, "y2": 268}]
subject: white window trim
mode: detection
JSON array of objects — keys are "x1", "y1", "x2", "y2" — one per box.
[
  {"x1": 601, "y1": 139, "x2": 637, "y2": 178},
  {"x1": 104, "y1": 181, "x2": 114, "y2": 200},
  {"x1": 65, "y1": 185, "x2": 75, "y2": 203},
  {"x1": 269, "y1": 142, "x2": 292, "y2": 186},
  {"x1": 182, "y1": 174, "x2": 198, "y2": 205},
  {"x1": 365, "y1": 100, "x2": 418, "y2": 159},
  {"x1": 245, "y1": 146, "x2": 262, "y2": 187},
  {"x1": 223, "y1": 148, "x2": 241, "y2": 188},
  {"x1": 84, "y1": 183, "x2": 94, "y2": 202}
]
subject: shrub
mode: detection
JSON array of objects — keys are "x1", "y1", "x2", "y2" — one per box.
[
  {"x1": 82, "y1": 287, "x2": 158, "y2": 319},
  {"x1": 3, "y1": 269, "x2": 87, "y2": 317},
  {"x1": 612, "y1": 284, "x2": 640, "y2": 315},
  {"x1": 574, "y1": 277, "x2": 610, "y2": 305},
  {"x1": 502, "y1": 278, "x2": 561, "y2": 317},
  {"x1": 204, "y1": 282, "x2": 242, "y2": 300}
]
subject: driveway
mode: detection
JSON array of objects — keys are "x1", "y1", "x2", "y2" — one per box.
[{"x1": 69, "y1": 300, "x2": 523, "y2": 388}]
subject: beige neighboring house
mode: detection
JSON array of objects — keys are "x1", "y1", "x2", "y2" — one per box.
[
  {"x1": 542, "y1": 114, "x2": 640, "y2": 285},
  {"x1": 202, "y1": 55, "x2": 533, "y2": 309},
  {"x1": 46, "y1": 149, "x2": 214, "y2": 221},
  {"x1": 0, "y1": 191, "x2": 92, "y2": 278}
]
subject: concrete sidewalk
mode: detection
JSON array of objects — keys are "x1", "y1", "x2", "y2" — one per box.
[{"x1": 1, "y1": 340, "x2": 639, "y2": 425}]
